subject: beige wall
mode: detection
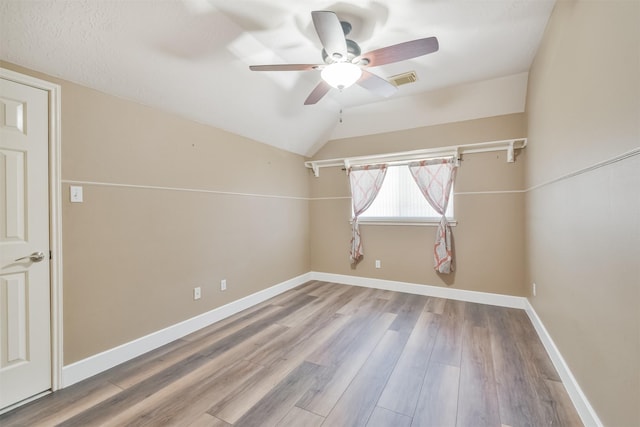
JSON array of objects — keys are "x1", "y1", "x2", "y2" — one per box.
[
  {"x1": 310, "y1": 114, "x2": 528, "y2": 296},
  {"x1": 524, "y1": 1, "x2": 640, "y2": 426},
  {"x1": 2, "y1": 61, "x2": 311, "y2": 364}
]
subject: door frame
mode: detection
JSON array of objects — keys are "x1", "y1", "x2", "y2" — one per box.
[{"x1": 0, "y1": 67, "x2": 63, "y2": 392}]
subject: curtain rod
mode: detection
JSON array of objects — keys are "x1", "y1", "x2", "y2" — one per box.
[
  {"x1": 339, "y1": 156, "x2": 455, "y2": 172},
  {"x1": 305, "y1": 138, "x2": 527, "y2": 177}
]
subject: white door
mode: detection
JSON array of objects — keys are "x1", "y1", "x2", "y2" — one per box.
[{"x1": 0, "y1": 77, "x2": 51, "y2": 409}]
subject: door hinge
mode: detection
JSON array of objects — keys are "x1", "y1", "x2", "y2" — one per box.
[{"x1": 49, "y1": 250, "x2": 52, "y2": 260}]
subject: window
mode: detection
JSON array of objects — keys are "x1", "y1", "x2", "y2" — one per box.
[{"x1": 358, "y1": 165, "x2": 454, "y2": 222}]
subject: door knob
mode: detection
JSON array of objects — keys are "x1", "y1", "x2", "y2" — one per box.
[{"x1": 15, "y1": 251, "x2": 46, "y2": 263}]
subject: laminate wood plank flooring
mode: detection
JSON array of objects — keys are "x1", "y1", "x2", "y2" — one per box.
[
  {"x1": 276, "y1": 406, "x2": 324, "y2": 427},
  {"x1": 366, "y1": 407, "x2": 412, "y2": 427},
  {"x1": 412, "y1": 362, "x2": 460, "y2": 427},
  {"x1": 457, "y1": 323, "x2": 502, "y2": 427},
  {"x1": 377, "y1": 311, "x2": 440, "y2": 416},
  {"x1": 0, "y1": 281, "x2": 583, "y2": 427}
]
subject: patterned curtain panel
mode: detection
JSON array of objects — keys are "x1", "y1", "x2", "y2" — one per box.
[
  {"x1": 348, "y1": 164, "x2": 388, "y2": 264},
  {"x1": 408, "y1": 158, "x2": 458, "y2": 274}
]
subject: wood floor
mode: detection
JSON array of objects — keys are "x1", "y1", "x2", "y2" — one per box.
[{"x1": 0, "y1": 281, "x2": 583, "y2": 427}]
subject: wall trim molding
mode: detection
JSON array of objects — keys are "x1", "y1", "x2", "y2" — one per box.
[
  {"x1": 61, "y1": 272, "x2": 312, "y2": 387},
  {"x1": 61, "y1": 179, "x2": 309, "y2": 201},
  {"x1": 309, "y1": 196, "x2": 352, "y2": 200},
  {"x1": 309, "y1": 271, "x2": 528, "y2": 308},
  {"x1": 526, "y1": 146, "x2": 640, "y2": 192},
  {"x1": 454, "y1": 190, "x2": 526, "y2": 195},
  {"x1": 309, "y1": 189, "x2": 528, "y2": 201},
  {"x1": 524, "y1": 300, "x2": 603, "y2": 427}
]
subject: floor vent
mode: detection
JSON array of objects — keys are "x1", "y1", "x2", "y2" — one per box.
[{"x1": 389, "y1": 71, "x2": 417, "y2": 87}]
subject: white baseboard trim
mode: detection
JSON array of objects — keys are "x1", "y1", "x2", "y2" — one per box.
[
  {"x1": 61, "y1": 272, "x2": 312, "y2": 387},
  {"x1": 309, "y1": 271, "x2": 528, "y2": 309},
  {"x1": 524, "y1": 300, "x2": 603, "y2": 427},
  {"x1": 60, "y1": 270, "x2": 600, "y2": 427}
]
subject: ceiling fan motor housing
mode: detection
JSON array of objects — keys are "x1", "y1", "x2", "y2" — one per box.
[{"x1": 322, "y1": 38, "x2": 361, "y2": 64}]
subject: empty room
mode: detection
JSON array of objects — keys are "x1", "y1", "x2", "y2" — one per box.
[{"x1": 0, "y1": 0, "x2": 638, "y2": 426}]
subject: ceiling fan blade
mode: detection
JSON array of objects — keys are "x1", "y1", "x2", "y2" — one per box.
[
  {"x1": 311, "y1": 11, "x2": 348, "y2": 61},
  {"x1": 304, "y1": 80, "x2": 332, "y2": 105},
  {"x1": 357, "y1": 70, "x2": 398, "y2": 98},
  {"x1": 356, "y1": 37, "x2": 439, "y2": 67},
  {"x1": 249, "y1": 64, "x2": 322, "y2": 72}
]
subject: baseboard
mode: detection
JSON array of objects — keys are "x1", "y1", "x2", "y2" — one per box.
[
  {"x1": 61, "y1": 270, "x2": 600, "y2": 427},
  {"x1": 61, "y1": 272, "x2": 312, "y2": 387},
  {"x1": 309, "y1": 271, "x2": 528, "y2": 309},
  {"x1": 524, "y1": 300, "x2": 603, "y2": 427}
]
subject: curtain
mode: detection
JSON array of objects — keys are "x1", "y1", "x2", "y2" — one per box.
[
  {"x1": 348, "y1": 164, "x2": 387, "y2": 264},
  {"x1": 408, "y1": 158, "x2": 458, "y2": 274}
]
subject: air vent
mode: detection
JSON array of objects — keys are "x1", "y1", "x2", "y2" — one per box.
[{"x1": 389, "y1": 71, "x2": 417, "y2": 87}]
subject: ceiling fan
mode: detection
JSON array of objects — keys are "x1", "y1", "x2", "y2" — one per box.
[{"x1": 249, "y1": 11, "x2": 439, "y2": 105}]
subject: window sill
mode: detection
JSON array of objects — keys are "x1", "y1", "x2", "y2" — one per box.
[{"x1": 351, "y1": 218, "x2": 458, "y2": 227}]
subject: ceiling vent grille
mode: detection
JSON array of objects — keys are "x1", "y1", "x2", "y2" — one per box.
[{"x1": 389, "y1": 71, "x2": 418, "y2": 87}]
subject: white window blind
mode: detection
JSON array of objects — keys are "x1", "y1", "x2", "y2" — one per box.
[{"x1": 358, "y1": 165, "x2": 454, "y2": 221}]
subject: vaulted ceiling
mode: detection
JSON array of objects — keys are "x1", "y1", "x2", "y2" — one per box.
[{"x1": 0, "y1": 0, "x2": 556, "y2": 156}]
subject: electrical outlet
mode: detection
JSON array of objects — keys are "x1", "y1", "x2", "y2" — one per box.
[
  {"x1": 193, "y1": 287, "x2": 201, "y2": 300},
  {"x1": 375, "y1": 260, "x2": 381, "y2": 269},
  {"x1": 532, "y1": 282, "x2": 537, "y2": 297},
  {"x1": 220, "y1": 279, "x2": 227, "y2": 291}
]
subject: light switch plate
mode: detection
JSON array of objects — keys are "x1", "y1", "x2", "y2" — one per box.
[{"x1": 70, "y1": 185, "x2": 83, "y2": 203}]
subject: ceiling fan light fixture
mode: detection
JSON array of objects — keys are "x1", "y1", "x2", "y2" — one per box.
[{"x1": 321, "y1": 62, "x2": 362, "y2": 90}]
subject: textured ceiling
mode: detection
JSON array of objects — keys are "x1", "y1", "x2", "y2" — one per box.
[{"x1": 0, "y1": 0, "x2": 555, "y2": 156}]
